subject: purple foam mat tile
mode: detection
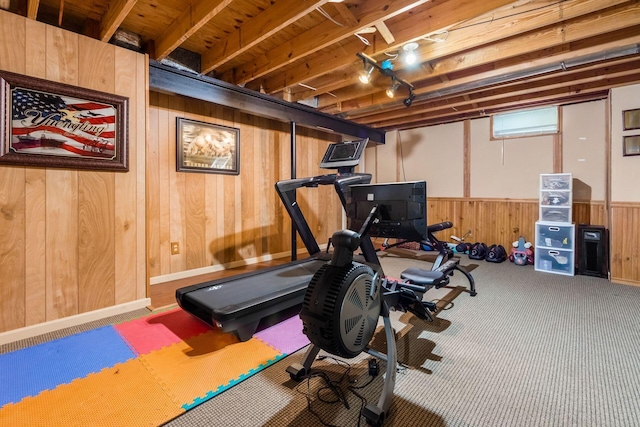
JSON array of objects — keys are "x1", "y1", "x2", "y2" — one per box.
[{"x1": 254, "y1": 315, "x2": 309, "y2": 354}]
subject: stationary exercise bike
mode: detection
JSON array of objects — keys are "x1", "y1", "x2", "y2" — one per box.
[{"x1": 287, "y1": 186, "x2": 477, "y2": 426}]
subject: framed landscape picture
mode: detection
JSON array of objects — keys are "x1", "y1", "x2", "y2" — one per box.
[
  {"x1": 0, "y1": 70, "x2": 128, "y2": 171},
  {"x1": 176, "y1": 117, "x2": 239, "y2": 175},
  {"x1": 623, "y1": 135, "x2": 640, "y2": 156},
  {"x1": 623, "y1": 108, "x2": 640, "y2": 131}
]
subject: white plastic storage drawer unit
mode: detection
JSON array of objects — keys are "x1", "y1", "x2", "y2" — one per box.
[
  {"x1": 535, "y1": 222, "x2": 575, "y2": 276},
  {"x1": 539, "y1": 173, "x2": 572, "y2": 224}
]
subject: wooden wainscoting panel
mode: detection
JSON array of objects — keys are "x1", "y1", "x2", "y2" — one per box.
[
  {"x1": 0, "y1": 11, "x2": 26, "y2": 73},
  {"x1": 78, "y1": 36, "x2": 115, "y2": 92},
  {"x1": 77, "y1": 37, "x2": 116, "y2": 313},
  {"x1": 114, "y1": 47, "x2": 143, "y2": 304},
  {"x1": 0, "y1": 12, "x2": 146, "y2": 333},
  {"x1": 185, "y1": 172, "x2": 207, "y2": 270},
  {"x1": 78, "y1": 172, "x2": 116, "y2": 312},
  {"x1": 573, "y1": 201, "x2": 606, "y2": 226},
  {"x1": 147, "y1": 91, "x2": 161, "y2": 278},
  {"x1": 25, "y1": 19, "x2": 46, "y2": 78},
  {"x1": 0, "y1": 167, "x2": 26, "y2": 332},
  {"x1": 169, "y1": 96, "x2": 187, "y2": 273},
  {"x1": 428, "y1": 198, "x2": 549, "y2": 247},
  {"x1": 147, "y1": 94, "x2": 349, "y2": 281},
  {"x1": 45, "y1": 169, "x2": 79, "y2": 320},
  {"x1": 45, "y1": 25, "x2": 79, "y2": 85},
  {"x1": 25, "y1": 169, "x2": 47, "y2": 326},
  {"x1": 610, "y1": 203, "x2": 640, "y2": 285},
  {"x1": 157, "y1": 92, "x2": 172, "y2": 276}
]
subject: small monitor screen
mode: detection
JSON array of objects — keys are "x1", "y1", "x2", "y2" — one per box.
[
  {"x1": 328, "y1": 143, "x2": 358, "y2": 161},
  {"x1": 346, "y1": 181, "x2": 427, "y2": 242},
  {"x1": 319, "y1": 138, "x2": 368, "y2": 169}
]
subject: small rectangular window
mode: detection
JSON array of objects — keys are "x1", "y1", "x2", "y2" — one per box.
[{"x1": 492, "y1": 106, "x2": 558, "y2": 138}]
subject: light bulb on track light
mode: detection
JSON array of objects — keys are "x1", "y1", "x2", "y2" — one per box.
[
  {"x1": 402, "y1": 42, "x2": 419, "y2": 65},
  {"x1": 359, "y1": 63, "x2": 375, "y2": 84},
  {"x1": 386, "y1": 79, "x2": 401, "y2": 98}
]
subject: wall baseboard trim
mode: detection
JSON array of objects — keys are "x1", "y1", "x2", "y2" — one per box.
[
  {"x1": 0, "y1": 298, "x2": 151, "y2": 346},
  {"x1": 610, "y1": 277, "x2": 640, "y2": 287},
  {"x1": 150, "y1": 246, "x2": 326, "y2": 285}
]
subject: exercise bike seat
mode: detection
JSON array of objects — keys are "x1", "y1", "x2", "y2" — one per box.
[{"x1": 401, "y1": 267, "x2": 445, "y2": 286}]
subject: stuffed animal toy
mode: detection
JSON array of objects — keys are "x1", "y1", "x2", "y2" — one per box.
[{"x1": 509, "y1": 237, "x2": 534, "y2": 266}]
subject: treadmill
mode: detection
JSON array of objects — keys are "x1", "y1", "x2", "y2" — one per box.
[{"x1": 175, "y1": 138, "x2": 380, "y2": 341}]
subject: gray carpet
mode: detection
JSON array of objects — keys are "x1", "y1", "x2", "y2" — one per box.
[
  {"x1": 164, "y1": 254, "x2": 640, "y2": 427},
  {"x1": 3, "y1": 255, "x2": 639, "y2": 426}
]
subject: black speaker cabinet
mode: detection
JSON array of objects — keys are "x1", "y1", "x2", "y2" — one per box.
[{"x1": 576, "y1": 225, "x2": 609, "y2": 278}]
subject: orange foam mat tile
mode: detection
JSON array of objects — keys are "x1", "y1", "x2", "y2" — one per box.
[
  {"x1": 140, "y1": 329, "x2": 281, "y2": 407},
  {"x1": 0, "y1": 358, "x2": 184, "y2": 427}
]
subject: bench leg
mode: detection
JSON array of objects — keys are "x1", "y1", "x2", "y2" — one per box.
[{"x1": 455, "y1": 265, "x2": 477, "y2": 296}]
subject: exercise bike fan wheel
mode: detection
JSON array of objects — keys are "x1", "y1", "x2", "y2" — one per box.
[{"x1": 300, "y1": 262, "x2": 381, "y2": 358}]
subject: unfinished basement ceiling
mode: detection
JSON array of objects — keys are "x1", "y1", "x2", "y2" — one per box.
[{"x1": 10, "y1": 0, "x2": 640, "y2": 131}]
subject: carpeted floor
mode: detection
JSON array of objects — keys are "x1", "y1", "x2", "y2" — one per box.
[
  {"x1": 163, "y1": 254, "x2": 640, "y2": 427},
  {"x1": 3, "y1": 253, "x2": 640, "y2": 427}
]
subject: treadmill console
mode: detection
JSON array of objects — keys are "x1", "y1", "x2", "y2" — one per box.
[{"x1": 319, "y1": 138, "x2": 369, "y2": 170}]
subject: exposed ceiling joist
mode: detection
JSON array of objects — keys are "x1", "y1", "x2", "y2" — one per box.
[
  {"x1": 308, "y1": 0, "x2": 630, "y2": 107},
  {"x1": 359, "y1": 56, "x2": 640, "y2": 126},
  {"x1": 27, "y1": 0, "x2": 39, "y2": 19},
  {"x1": 15, "y1": 0, "x2": 640, "y2": 131},
  {"x1": 154, "y1": 0, "x2": 234, "y2": 61},
  {"x1": 201, "y1": 0, "x2": 330, "y2": 74},
  {"x1": 218, "y1": 0, "x2": 433, "y2": 85},
  {"x1": 375, "y1": 22, "x2": 395, "y2": 45},
  {"x1": 99, "y1": 0, "x2": 138, "y2": 42},
  {"x1": 256, "y1": 0, "x2": 517, "y2": 93},
  {"x1": 327, "y1": 5, "x2": 640, "y2": 118}
]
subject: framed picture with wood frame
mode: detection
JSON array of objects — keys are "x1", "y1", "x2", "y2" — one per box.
[
  {"x1": 0, "y1": 70, "x2": 129, "y2": 171},
  {"x1": 623, "y1": 135, "x2": 640, "y2": 156},
  {"x1": 623, "y1": 108, "x2": 640, "y2": 131},
  {"x1": 176, "y1": 117, "x2": 240, "y2": 175}
]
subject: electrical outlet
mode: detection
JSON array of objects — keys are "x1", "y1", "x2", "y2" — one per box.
[{"x1": 171, "y1": 242, "x2": 180, "y2": 255}]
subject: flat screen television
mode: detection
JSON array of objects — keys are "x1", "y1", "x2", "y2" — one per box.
[
  {"x1": 346, "y1": 181, "x2": 427, "y2": 242},
  {"x1": 319, "y1": 138, "x2": 368, "y2": 170}
]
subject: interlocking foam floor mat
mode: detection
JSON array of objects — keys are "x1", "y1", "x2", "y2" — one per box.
[{"x1": 0, "y1": 307, "x2": 309, "y2": 427}]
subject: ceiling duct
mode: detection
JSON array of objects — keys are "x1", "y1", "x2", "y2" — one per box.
[{"x1": 420, "y1": 43, "x2": 640, "y2": 101}]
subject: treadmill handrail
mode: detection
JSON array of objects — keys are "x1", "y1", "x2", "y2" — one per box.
[{"x1": 275, "y1": 173, "x2": 372, "y2": 257}]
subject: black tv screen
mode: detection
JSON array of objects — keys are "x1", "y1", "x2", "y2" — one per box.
[{"x1": 346, "y1": 181, "x2": 427, "y2": 242}]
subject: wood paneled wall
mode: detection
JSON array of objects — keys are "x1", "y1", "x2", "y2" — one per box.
[
  {"x1": 610, "y1": 203, "x2": 640, "y2": 285},
  {"x1": 427, "y1": 196, "x2": 640, "y2": 285},
  {"x1": 427, "y1": 197, "x2": 605, "y2": 249},
  {"x1": 0, "y1": 11, "x2": 147, "y2": 333},
  {"x1": 147, "y1": 92, "x2": 343, "y2": 280}
]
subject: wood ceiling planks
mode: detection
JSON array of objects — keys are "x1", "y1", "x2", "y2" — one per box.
[{"x1": 15, "y1": 0, "x2": 640, "y2": 131}]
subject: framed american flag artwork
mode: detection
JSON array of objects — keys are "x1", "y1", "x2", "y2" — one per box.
[{"x1": 0, "y1": 70, "x2": 128, "y2": 171}]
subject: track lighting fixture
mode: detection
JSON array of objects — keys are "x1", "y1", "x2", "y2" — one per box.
[
  {"x1": 386, "y1": 79, "x2": 401, "y2": 98},
  {"x1": 403, "y1": 90, "x2": 416, "y2": 107},
  {"x1": 359, "y1": 62, "x2": 375, "y2": 84},
  {"x1": 356, "y1": 52, "x2": 416, "y2": 107}
]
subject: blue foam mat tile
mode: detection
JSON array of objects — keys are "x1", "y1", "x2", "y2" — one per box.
[{"x1": 0, "y1": 325, "x2": 136, "y2": 407}]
